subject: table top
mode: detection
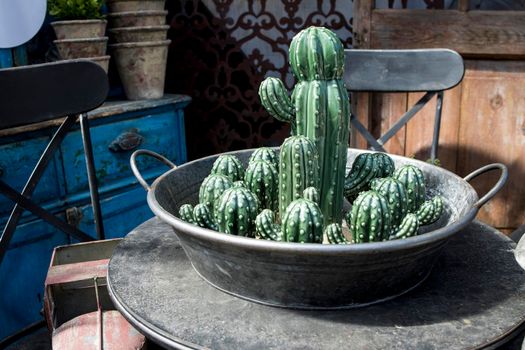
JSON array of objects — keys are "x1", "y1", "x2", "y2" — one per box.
[{"x1": 108, "y1": 217, "x2": 525, "y2": 350}]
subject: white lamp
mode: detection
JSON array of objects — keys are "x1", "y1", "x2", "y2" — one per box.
[{"x1": 0, "y1": 0, "x2": 47, "y2": 48}]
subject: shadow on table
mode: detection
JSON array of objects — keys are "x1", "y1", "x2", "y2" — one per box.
[{"x1": 289, "y1": 222, "x2": 524, "y2": 328}]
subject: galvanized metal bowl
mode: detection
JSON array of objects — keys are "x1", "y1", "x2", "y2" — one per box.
[{"x1": 131, "y1": 148, "x2": 507, "y2": 309}]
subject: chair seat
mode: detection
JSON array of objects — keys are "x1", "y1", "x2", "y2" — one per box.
[{"x1": 52, "y1": 310, "x2": 146, "y2": 350}]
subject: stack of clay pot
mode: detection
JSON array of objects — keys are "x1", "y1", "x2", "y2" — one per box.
[
  {"x1": 106, "y1": 0, "x2": 170, "y2": 100},
  {"x1": 52, "y1": 20, "x2": 110, "y2": 72}
]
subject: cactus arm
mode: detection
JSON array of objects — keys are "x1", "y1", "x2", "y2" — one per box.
[
  {"x1": 179, "y1": 204, "x2": 196, "y2": 224},
  {"x1": 259, "y1": 77, "x2": 296, "y2": 130},
  {"x1": 193, "y1": 204, "x2": 218, "y2": 231},
  {"x1": 325, "y1": 223, "x2": 350, "y2": 244},
  {"x1": 390, "y1": 213, "x2": 419, "y2": 240},
  {"x1": 255, "y1": 209, "x2": 282, "y2": 241}
]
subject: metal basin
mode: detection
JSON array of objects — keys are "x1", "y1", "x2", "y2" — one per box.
[{"x1": 131, "y1": 148, "x2": 507, "y2": 309}]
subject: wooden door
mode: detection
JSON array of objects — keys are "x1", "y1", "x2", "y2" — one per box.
[{"x1": 352, "y1": 0, "x2": 525, "y2": 233}]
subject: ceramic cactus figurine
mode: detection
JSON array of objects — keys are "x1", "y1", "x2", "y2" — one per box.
[
  {"x1": 199, "y1": 174, "x2": 233, "y2": 211},
  {"x1": 214, "y1": 185, "x2": 259, "y2": 237},
  {"x1": 347, "y1": 190, "x2": 392, "y2": 243},
  {"x1": 193, "y1": 203, "x2": 218, "y2": 230},
  {"x1": 344, "y1": 152, "x2": 395, "y2": 202},
  {"x1": 281, "y1": 187, "x2": 324, "y2": 243},
  {"x1": 278, "y1": 135, "x2": 319, "y2": 220},
  {"x1": 179, "y1": 204, "x2": 195, "y2": 224},
  {"x1": 255, "y1": 209, "x2": 282, "y2": 241},
  {"x1": 417, "y1": 195, "x2": 444, "y2": 226},
  {"x1": 210, "y1": 154, "x2": 245, "y2": 182},
  {"x1": 325, "y1": 223, "x2": 350, "y2": 244},
  {"x1": 259, "y1": 26, "x2": 350, "y2": 225},
  {"x1": 244, "y1": 160, "x2": 279, "y2": 211},
  {"x1": 389, "y1": 213, "x2": 419, "y2": 240},
  {"x1": 248, "y1": 147, "x2": 279, "y2": 168},
  {"x1": 370, "y1": 177, "x2": 409, "y2": 228},
  {"x1": 394, "y1": 164, "x2": 426, "y2": 213}
]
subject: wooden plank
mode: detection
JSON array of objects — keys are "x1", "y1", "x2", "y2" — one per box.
[
  {"x1": 405, "y1": 84, "x2": 462, "y2": 172},
  {"x1": 0, "y1": 48, "x2": 12, "y2": 68},
  {"x1": 350, "y1": 0, "x2": 374, "y2": 149},
  {"x1": 370, "y1": 92, "x2": 407, "y2": 155},
  {"x1": 456, "y1": 60, "x2": 525, "y2": 229},
  {"x1": 370, "y1": 10, "x2": 525, "y2": 59}
]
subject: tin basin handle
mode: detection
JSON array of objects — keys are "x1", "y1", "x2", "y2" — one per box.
[
  {"x1": 463, "y1": 163, "x2": 508, "y2": 209},
  {"x1": 130, "y1": 149, "x2": 176, "y2": 191}
]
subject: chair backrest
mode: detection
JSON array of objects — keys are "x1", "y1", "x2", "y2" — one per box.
[
  {"x1": 0, "y1": 60, "x2": 108, "y2": 129},
  {"x1": 343, "y1": 49, "x2": 465, "y2": 160},
  {"x1": 344, "y1": 49, "x2": 464, "y2": 92}
]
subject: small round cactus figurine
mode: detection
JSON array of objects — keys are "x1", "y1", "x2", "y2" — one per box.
[
  {"x1": 199, "y1": 174, "x2": 233, "y2": 211},
  {"x1": 255, "y1": 209, "x2": 281, "y2": 241},
  {"x1": 370, "y1": 177, "x2": 409, "y2": 228},
  {"x1": 210, "y1": 154, "x2": 245, "y2": 182},
  {"x1": 281, "y1": 187, "x2": 324, "y2": 243},
  {"x1": 325, "y1": 223, "x2": 350, "y2": 244},
  {"x1": 214, "y1": 185, "x2": 259, "y2": 237},
  {"x1": 390, "y1": 213, "x2": 419, "y2": 240},
  {"x1": 417, "y1": 195, "x2": 444, "y2": 226},
  {"x1": 178, "y1": 204, "x2": 195, "y2": 224},
  {"x1": 244, "y1": 160, "x2": 279, "y2": 211},
  {"x1": 347, "y1": 190, "x2": 392, "y2": 243},
  {"x1": 394, "y1": 164, "x2": 426, "y2": 213},
  {"x1": 248, "y1": 147, "x2": 279, "y2": 168}
]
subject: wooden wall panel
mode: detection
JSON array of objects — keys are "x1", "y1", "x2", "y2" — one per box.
[
  {"x1": 370, "y1": 93, "x2": 407, "y2": 155},
  {"x1": 405, "y1": 86, "x2": 462, "y2": 172},
  {"x1": 456, "y1": 60, "x2": 525, "y2": 229}
]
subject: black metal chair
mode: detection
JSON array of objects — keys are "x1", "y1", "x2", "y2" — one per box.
[
  {"x1": 344, "y1": 49, "x2": 465, "y2": 161},
  {"x1": 0, "y1": 60, "x2": 109, "y2": 266}
]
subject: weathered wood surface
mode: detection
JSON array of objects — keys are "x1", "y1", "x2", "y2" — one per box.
[
  {"x1": 370, "y1": 10, "x2": 525, "y2": 59},
  {"x1": 456, "y1": 60, "x2": 525, "y2": 229},
  {"x1": 353, "y1": 1, "x2": 525, "y2": 232}
]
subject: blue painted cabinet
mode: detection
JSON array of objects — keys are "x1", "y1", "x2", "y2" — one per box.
[{"x1": 0, "y1": 94, "x2": 191, "y2": 338}]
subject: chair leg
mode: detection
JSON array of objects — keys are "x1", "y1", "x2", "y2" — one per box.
[
  {"x1": 0, "y1": 116, "x2": 77, "y2": 265},
  {"x1": 430, "y1": 91, "x2": 444, "y2": 162},
  {"x1": 79, "y1": 114, "x2": 105, "y2": 240}
]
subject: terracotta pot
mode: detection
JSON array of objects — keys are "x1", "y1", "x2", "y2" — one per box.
[
  {"x1": 108, "y1": 25, "x2": 168, "y2": 43},
  {"x1": 110, "y1": 40, "x2": 170, "y2": 100},
  {"x1": 51, "y1": 20, "x2": 107, "y2": 40},
  {"x1": 54, "y1": 37, "x2": 108, "y2": 59},
  {"x1": 88, "y1": 55, "x2": 111, "y2": 73},
  {"x1": 106, "y1": 0, "x2": 165, "y2": 12},
  {"x1": 107, "y1": 10, "x2": 167, "y2": 28}
]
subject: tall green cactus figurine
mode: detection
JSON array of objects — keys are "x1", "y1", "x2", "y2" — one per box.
[
  {"x1": 259, "y1": 26, "x2": 350, "y2": 225},
  {"x1": 214, "y1": 185, "x2": 259, "y2": 237},
  {"x1": 278, "y1": 135, "x2": 319, "y2": 220},
  {"x1": 244, "y1": 160, "x2": 279, "y2": 211},
  {"x1": 210, "y1": 154, "x2": 245, "y2": 182},
  {"x1": 282, "y1": 187, "x2": 324, "y2": 243}
]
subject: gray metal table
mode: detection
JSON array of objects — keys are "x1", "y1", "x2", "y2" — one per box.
[{"x1": 107, "y1": 217, "x2": 525, "y2": 349}]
